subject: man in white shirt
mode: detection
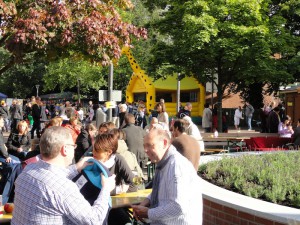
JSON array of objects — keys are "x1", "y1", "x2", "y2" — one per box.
[
  {"x1": 132, "y1": 129, "x2": 202, "y2": 225},
  {"x1": 202, "y1": 103, "x2": 212, "y2": 132}
]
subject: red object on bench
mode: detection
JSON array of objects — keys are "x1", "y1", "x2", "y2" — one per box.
[{"x1": 244, "y1": 137, "x2": 293, "y2": 151}]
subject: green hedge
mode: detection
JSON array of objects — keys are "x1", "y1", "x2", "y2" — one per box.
[{"x1": 199, "y1": 152, "x2": 300, "y2": 208}]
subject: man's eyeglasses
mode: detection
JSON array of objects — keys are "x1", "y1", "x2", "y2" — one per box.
[
  {"x1": 65, "y1": 144, "x2": 77, "y2": 149},
  {"x1": 143, "y1": 143, "x2": 155, "y2": 150}
]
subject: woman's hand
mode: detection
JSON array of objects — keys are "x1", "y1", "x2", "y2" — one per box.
[{"x1": 17, "y1": 148, "x2": 23, "y2": 152}]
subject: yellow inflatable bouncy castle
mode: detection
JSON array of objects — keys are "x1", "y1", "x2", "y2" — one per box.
[{"x1": 122, "y1": 46, "x2": 205, "y2": 117}]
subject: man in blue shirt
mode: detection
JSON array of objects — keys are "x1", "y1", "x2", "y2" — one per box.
[
  {"x1": 132, "y1": 128, "x2": 202, "y2": 225},
  {"x1": 12, "y1": 126, "x2": 116, "y2": 225}
]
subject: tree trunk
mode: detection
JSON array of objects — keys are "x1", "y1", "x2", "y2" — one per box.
[{"x1": 217, "y1": 87, "x2": 223, "y2": 132}]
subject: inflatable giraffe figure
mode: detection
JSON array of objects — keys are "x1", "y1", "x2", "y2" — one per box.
[{"x1": 122, "y1": 46, "x2": 156, "y2": 113}]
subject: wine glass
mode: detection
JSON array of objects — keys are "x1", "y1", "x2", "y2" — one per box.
[{"x1": 133, "y1": 176, "x2": 145, "y2": 191}]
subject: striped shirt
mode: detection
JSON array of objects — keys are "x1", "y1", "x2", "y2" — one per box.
[
  {"x1": 11, "y1": 160, "x2": 111, "y2": 225},
  {"x1": 148, "y1": 145, "x2": 203, "y2": 225}
]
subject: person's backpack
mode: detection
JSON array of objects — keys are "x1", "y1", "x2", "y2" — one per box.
[{"x1": 72, "y1": 158, "x2": 111, "y2": 205}]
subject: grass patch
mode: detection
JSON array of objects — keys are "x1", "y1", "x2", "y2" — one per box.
[{"x1": 198, "y1": 152, "x2": 300, "y2": 208}]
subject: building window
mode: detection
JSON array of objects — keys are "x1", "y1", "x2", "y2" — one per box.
[
  {"x1": 156, "y1": 92, "x2": 172, "y2": 102},
  {"x1": 181, "y1": 91, "x2": 198, "y2": 102},
  {"x1": 134, "y1": 93, "x2": 146, "y2": 102}
]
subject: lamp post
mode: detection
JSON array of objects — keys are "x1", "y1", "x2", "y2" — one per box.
[
  {"x1": 176, "y1": 73, "x2": 181, "y2": 113},
  {"x1": 35, "y1": 85, "x2": 40, "y2": 97},
  {"x1": 77, "y1": 79, "x2": 81, "y2": 104}
]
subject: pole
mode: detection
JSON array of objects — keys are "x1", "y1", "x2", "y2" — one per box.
[
  {"x1": 35, "y1": 85, "x2": 40, "y2": 97},
  {"x1": 211, "y1": 74, "x2": 214, "y2": 108},
  {"x1": 107, "y1": 63, "x2": 113, "y2": 121},
  {"x1": 176, "y1": 73, "x2": 181, "y2": 113},
  {"x1": 77, "y1": 79, "x2": 81, "y2": 104}
]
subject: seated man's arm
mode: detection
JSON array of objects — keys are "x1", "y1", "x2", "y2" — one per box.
[
  {"x1": 60, "y1": 175, "x2": 115, "y2": 225},
  {"x1": 66, "y1": 157, "x2": 93, "y2": 179}
]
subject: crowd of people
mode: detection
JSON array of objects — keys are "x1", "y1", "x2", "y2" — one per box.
[
  {"x1": 1, "y1": 95, "x2": 300, "y2": 224},
  {"x1": 0, "y1": 97, "x2": 204, "y2": 225}
]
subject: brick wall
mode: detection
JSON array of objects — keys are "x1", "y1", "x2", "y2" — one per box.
[{"x1": 203, "y1": 198, "x2": 287, "y2": 225}]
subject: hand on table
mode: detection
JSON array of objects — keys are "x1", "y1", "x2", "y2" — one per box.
[{"x1": 131, "y1": 205, "x2": 149, "y2": 220}]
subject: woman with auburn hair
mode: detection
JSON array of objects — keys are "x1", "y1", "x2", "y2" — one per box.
[
  {"x1": 93, "y1": 133, "x2": 137, "y2": 193},
  {"x1": 6, "y1": 120, "x2": 31, "y2": 160},
  {"x1": 155, "y1": 102, "x2": 169, "y2": 129},
  {"x1": 93, "y1": 133, "x2": 137, "y2": 225}
]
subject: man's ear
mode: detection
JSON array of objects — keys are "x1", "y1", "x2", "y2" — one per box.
[
  {"x1": 61, "y1": 145, "x2": 67, "y2": 157},
  {"x1": 163, "y1": 138, "x2": 168, "y2": 148}
]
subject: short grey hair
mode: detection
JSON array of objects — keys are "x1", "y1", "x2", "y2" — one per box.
[
  {"x1": 40, "y1": 126, "x2": 72, "y2": 159},
  {"x1": 149, "y1": 127, "x2": 171, "y2": 144}
]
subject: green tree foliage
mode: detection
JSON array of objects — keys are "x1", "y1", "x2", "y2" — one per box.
[
  {"x1": 0, "y1": 0, "x2": 147, "y2": 75},
  {"x1": 44, "y1": 56, "x2": 106, "y2": 93},
  {"x1": 143, "y1": 0, "x2": 299, "y2": 130},
  {"x1": 0, "y1": 48, "x2": 45, "y2": 97}
]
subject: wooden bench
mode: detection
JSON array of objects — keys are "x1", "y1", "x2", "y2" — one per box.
[{"x1": 201, "y1": 149, "x2": 229, "y2": 155}]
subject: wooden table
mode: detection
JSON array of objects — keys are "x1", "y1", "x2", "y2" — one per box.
[
  {"x1": 227, "y1": 137, "x2": 249, "y2": 151},
  {"x1": 112, "y1": 189, "x2": 152, "y2": 208},
  {"x1": 244, "y1": 137, "x2": 293, "y2": 151},
  {"x1": 0, "y1": 189, "x2": 152, "y2": 223}
]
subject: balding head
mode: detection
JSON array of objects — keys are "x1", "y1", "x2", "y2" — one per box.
[{"x1": 144, "y1": 128, "x2": 171, "y2": 163}]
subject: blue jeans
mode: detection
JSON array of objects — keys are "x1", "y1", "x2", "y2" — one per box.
[
  {"x1": 3, "y1": 118, "x2": 10, "y2": 132},
  {"x1": 247, "y1": 117, "x2": 252, "y2": 130},
  {"x1": 0, "y1": 156, "x2": 21, "y2": 204}
]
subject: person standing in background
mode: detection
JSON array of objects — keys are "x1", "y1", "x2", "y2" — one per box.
[
  {"x1": 87, "y1": 101, "x2": 94, "y2": 123},
  {"x1": 135, "y1": 104, "x2": 147, "y2": 129},
  {"x1": 234, "y1": 106, "x2": 243, "y2": 130},
  {"x1": 122, "y1": 113, "x2": 147, "y2": 168},
  {"x1": 177, "y1": 102, "x2": 192, "y2": 118},
  {"x1": 202, "y1": 103, "x2": 212, "y2": 132},
  {"x1": 31, "y1": 97, "x2": 42, "y2": 139},
  {"x1": 118, "y1": 104, "x2": 128, "y2": 129},
  {"x1": 40, "y1": 101, "x2": 48, "y2": 130},
  {"x1": 267, "y1": 106, "x2": 281, "y2": 133},
  {"x1": 155, "y1": 102, "x2": 169, "y2": 129},
  {"x1": 9, "y1": 99, "x2": 23, "y2": 132},
  {"x1": 0, "y1": 100, "x2": 10, "y2": 132},
  {"x1": 245, "y1": 102, "x2": 254, "y2": 131}
]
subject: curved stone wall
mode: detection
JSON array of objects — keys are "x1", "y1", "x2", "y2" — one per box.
[{"x1": 200, "y1": 154, "x2": 300, "y2": 225}]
